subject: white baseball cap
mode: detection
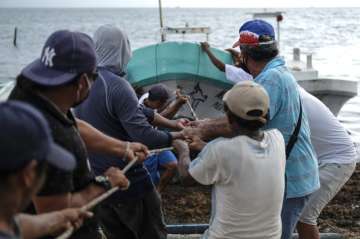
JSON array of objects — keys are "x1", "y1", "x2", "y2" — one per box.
[{"x1": 223, "y1": 81, "x2": 269, "y2": 124}]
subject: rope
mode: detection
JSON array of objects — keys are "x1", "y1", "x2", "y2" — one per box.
[
  {"x1": 55, "y1": 157, "x2": 138, "y2": 239},
  {"x1": 186, "y1": 100, "x2": 199, "y2": 121},
  {"x1": 55, "y1": 145, "x2": 178, "y2": 239},
  {"x1": 149, "y1": 147, "x2": 174, "y2": 155}
]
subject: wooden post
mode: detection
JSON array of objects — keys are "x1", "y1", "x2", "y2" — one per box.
[
  {"x1": 13, "y1": 27, "x2": 17, "y2": 47},
  {"x1": 158, "y1": 0, "x2": 166, "y2": 42}
]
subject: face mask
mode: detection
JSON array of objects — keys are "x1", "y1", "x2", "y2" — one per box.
[{"x1": 72, "y1": 76, "x2": 91, "y2": 107}]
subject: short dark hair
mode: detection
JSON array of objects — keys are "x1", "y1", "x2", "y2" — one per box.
[
  {"x1": 148, "y1": 84, "x2": 170, "y2": 102},
  {"x1": 224, "y1": 104, "x2": 267, "y2": 131},
  {"x1": 240, "y1": 35, "x2": 279, "y2": 62}
]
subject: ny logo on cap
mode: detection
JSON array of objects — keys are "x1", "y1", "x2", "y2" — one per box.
[{"x1": 41, "y1": 47, "x2": 56, "y2": 67}]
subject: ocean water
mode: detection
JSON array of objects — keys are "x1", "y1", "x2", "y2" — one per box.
[{"x1": 1, "y1": 7, "x2": 360, "y2": 140}]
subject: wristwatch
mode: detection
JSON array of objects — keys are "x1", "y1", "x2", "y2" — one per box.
[{"x1": 93, "y1": 175, "x2": 112, "y2": 191}]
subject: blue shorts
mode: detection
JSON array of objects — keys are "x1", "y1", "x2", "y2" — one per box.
[{"x1": 144, "y1": 150, "x2": 177, "y2": 185}]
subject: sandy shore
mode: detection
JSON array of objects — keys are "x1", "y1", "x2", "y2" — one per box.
[{"x1": 161, "y1": 165, "x2": 360, "y2": 238}]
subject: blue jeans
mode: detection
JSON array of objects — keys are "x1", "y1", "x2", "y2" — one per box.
[{"x1": 281, "y1": 195, "x2": 310, "y2": 239}]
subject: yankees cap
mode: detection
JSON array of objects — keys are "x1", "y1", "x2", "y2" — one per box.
[{"x1": 21, "y1": 30, "x2": 97, "y2": 86}]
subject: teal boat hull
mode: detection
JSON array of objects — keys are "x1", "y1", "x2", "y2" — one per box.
[
  {"x1": 127, "y1": 41, "x2": 234, "y2": 88},
  {"x1": 127, "y1": 41, "x2": 235, "y2": 119}
]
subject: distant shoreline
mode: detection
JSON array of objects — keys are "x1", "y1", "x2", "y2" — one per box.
[{"x1": 1, "y1": 7, "x2": 360, "y2": 10}]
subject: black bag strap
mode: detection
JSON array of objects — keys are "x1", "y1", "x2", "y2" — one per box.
[{"x1": 286, "y1": 96, "x2": 303, "y2": 159}]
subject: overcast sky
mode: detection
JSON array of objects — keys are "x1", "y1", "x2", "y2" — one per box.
[{"x1": 1, "y1": 0, "x2": 360, "y2": 8}]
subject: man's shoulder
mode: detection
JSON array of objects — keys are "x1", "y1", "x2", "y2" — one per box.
[
  {"x1": 204, "y1": 136, "x2": 249, "y2": 156},
  {"x1": 266, "y1": 128, "x2": 284, "y2": 138},
  {"x1": 100, "y1": 69, "x2": 129, "y2": 87},
  {"x1": 206, "y1": 137, "x2": 229, "y2": 149},
  {"x1": 256, "y1": 68, "x2": 281, "y2": 84},
  {"x1": 100, "y1": 71, "x2": 134, "y2": 101},
  {"x1": 196, "y1": 137, "x2": 227, "y2": 159}
]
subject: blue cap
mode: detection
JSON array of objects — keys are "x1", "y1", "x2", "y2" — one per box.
[
  {"x1": 233, "y1": 19, "x2": 275, "y2": 47},
  {"x1": 0, "y1": 101, "x2": 76, "y2": 172},
  {"x1": 21, "y1": 30, "x2": 97, "y2": 86},
  {"x1": 239, "y1": 19, "x2": 275, "y2": 38}
]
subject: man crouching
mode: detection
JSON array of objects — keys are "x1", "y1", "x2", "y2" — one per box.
[{"x1": 173, "y1": 81, "x2": 286, "y2": 239}]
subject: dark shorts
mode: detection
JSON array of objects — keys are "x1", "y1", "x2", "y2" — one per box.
[{"x1": 98, "y1": 189, "x2": 167, "y2": 239}]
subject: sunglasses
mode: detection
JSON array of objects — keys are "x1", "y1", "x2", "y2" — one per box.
[{"x1": 86, "y1": 70, "x2": 99, "y2": 82}]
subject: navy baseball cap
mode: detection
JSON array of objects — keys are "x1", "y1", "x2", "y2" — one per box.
[
  {"x1": 148, "y1": 84, "x2": 171, "y2": 101},
  {"x1": 21, "y1": 30, "x2": 97, "y2": 86},
  {"x1": 0, "y1": 101, "x2": 76, "y2": 172},
  {"x1": 233, "y1": 19, "x2": 276, "y2": 48}
]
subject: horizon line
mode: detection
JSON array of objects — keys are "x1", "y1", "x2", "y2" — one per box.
[{"x1": 1, "y1": 6, "x2": 360, "y2": 9}]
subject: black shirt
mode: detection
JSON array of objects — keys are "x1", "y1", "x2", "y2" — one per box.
[
  {"x1": 9, "y1": 86, "x2": 94, "y2": 195},
  {"x1": 9, "y1": 86, "x2": 103, "y2": 239}
]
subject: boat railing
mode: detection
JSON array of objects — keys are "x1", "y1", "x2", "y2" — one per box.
[{"x1": 162, "y1": 25, "x2": 211, "y2": 41}]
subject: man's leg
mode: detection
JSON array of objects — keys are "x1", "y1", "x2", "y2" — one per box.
[
  {"x1": 97, "y1": 199, "x2": 143, "y2": 239},
  {"x1": 297, "y1": 161, "x2": 356, "y2": 239},
  {"x1": 140, "y1": 189, "x2": 167, "y2": 239},
  {"x1": 281, "y1": 196, "x2": 309, "y2": 239},
  {"x1": 297, "y1": 221, "x2": 320, "y2": 239},
  {"x1": 158, "y1": 151, "x2": 178, "y2": 192},
  {"x1": 144, "y1": 154, "x2": 160, "y2": 185}
]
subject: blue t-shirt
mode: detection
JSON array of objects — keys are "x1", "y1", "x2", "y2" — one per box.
[
  {"x1": 254, "y1": 57, "x2": 320, "y2": 198},
  {"x1": 144, "y1": 150, "x2": 177, "y2": 185}
]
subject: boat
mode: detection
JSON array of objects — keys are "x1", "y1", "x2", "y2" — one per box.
[
  {"x1": 0, "y1": 7, "x2": 356, "y2": 239},
  {"x1": 128, "y1": 41, "x2": 233, "y2": 120}
]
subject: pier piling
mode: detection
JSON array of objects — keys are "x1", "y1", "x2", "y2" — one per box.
[{"x1": 13, "y1": 27, "x2": 18, "y2": 47}]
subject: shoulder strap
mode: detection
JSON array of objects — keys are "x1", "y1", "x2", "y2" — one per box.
[{"x1": 286, "y1": 96, "x2": 303, "y2": 159}]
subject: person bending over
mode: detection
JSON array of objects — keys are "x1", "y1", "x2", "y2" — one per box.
[
  {"x1": 140, "y1": 84, "x2": 188, "y2": 119},
  {"x1": 296, "y1": 87, "x2": 357, "y2": 239},
  {"x1": 139, "y1": 84, "x2": 189, "y2": 192}
]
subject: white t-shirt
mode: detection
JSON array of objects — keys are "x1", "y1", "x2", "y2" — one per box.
[
  {"x1": 299, "y1": 87, "x2": 356, "y2": 164},
  {"x1": 138, "y1": 92, "x2": 149, "y2": 105},
  {"x1": 189, "y1": 129, "x2": 286, "y2": 239},
  {"x1": 225, "y1": 64, "x2": 253, "y2": 84}
]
